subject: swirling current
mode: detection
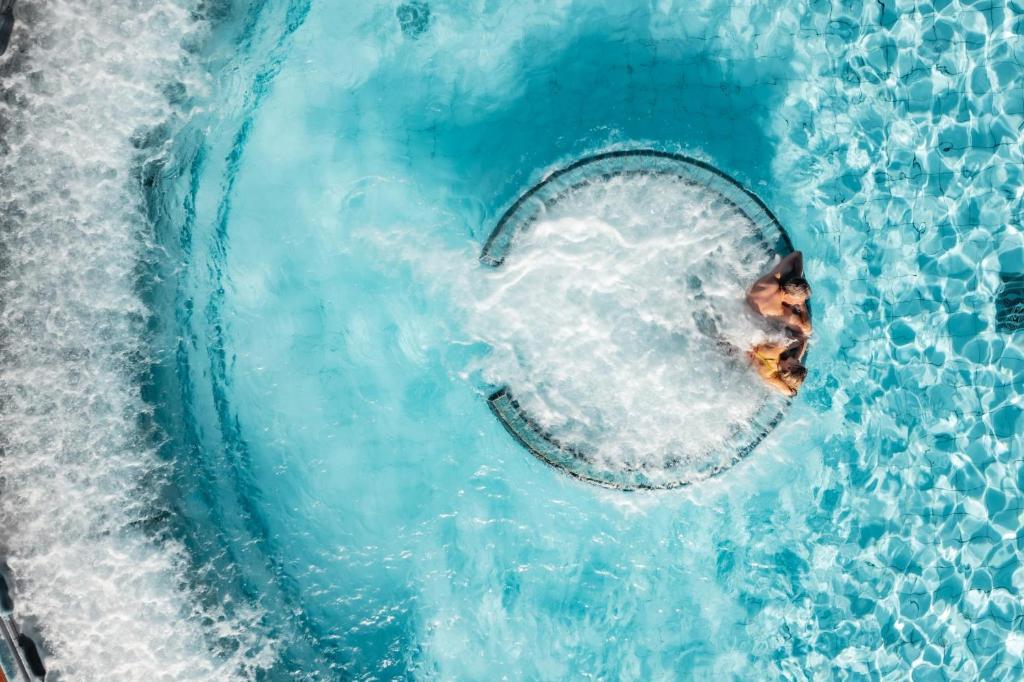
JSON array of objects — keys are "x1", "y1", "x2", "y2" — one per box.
[{"x1": 0, "y1": 0, "x2": 1023, "y2": 679}]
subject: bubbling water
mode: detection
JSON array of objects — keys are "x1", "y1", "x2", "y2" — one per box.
[
  {"x1": 0, "y1": 1, "x2": 272, "y2": 678},
  {"x1": 474, "y1": 171, "x2": 790, "y2": 485}
]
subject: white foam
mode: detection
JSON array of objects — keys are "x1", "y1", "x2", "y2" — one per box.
[
  {"x1": 0, "y1": 1, "x2": 272, "y2": 678},
  {"x1": 471, "y1": 173, "x2": 788, "y2": 479}
]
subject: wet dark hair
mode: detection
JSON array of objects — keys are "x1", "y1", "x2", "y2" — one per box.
[
  {"x1": 780, "y1": 363, "x2": 807, "y2": 387},
  {"x1": 782, "y1": 277, "x2": 811, "y2": 298}
]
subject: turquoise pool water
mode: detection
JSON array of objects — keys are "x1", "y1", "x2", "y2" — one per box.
[{"x1": 1, "y1": 0, "x2": 1023, "y2": 679}]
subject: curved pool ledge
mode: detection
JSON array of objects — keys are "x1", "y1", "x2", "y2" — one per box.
[
  {"x1": 480, "y1": 150, "x2": 800, "y2": 489},
  {"x1": 0, "y1": 567, "x2": 46, "y2": 681}
]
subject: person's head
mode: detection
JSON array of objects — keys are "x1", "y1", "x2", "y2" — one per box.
[
  {"x1": 781, "y1": 277, "x2": 811, "y2": 304},
  {"x1": 779, "y1": 360, "x2": 807, "y2": 392}
]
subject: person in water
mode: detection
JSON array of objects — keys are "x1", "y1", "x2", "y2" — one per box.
[
  {"x1": 747, "y1": 251, "x2": 812, "y2": 395},
  {"x1": 746, "y1": 251, "x2": 812, "y2": 336},
  {"x1": 748, "y1": 339, "x2": 807, "y2": 397}
]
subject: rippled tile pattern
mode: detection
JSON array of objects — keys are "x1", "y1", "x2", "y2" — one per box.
[{"x1": 758, "y1": 2, "x2": 1024, "y2": 678}]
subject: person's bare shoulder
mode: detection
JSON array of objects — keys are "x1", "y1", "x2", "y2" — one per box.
[{"x1": 746, "y1": 276, "x2": 778, "y2": 310}]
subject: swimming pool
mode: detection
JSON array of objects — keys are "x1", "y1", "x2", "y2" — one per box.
[{"x1": 1, "y1": 0, "x2": 1023, "y2": 678}]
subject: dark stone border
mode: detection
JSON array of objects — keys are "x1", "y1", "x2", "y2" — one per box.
[
  {"x1": 480, "y1": 149, "x2": 795, "y2": 490},
  {"x1": 0, "y1": 564, "x2": 45, "y2": 680},
  {"x1": 0, "y1": 1, "x2": 15, "y2": 58},
  {"x1": 482, "y1": 149, "x2": 793, "y2": 266}
]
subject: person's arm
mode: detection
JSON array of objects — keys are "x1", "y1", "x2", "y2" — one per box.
[
  {"x1": 784, "y1": 336, "x2": 808, "y2": 361},
  {"x1": 772, "y1": 251, "x2": 803, "y2": 281}
]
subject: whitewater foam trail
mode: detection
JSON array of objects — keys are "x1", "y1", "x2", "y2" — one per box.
[{"x1": 0, "y1": 1, "x2": 272, "y2": 678}]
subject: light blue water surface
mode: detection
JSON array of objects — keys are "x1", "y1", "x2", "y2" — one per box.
[{"x1": 146, "y1": 0, "x2": 1024, "y2": 678}]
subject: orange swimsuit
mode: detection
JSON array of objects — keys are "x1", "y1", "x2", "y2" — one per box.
[{"x1": 753, "y1": 347, "x2": 780, "y2": 374}]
